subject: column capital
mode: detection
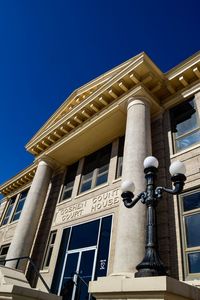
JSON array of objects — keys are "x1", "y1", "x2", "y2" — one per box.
[
  {"x1": 37, "y1": 155, "x2": 62, "y2": 170},
  {"x1": 127, "y1": 96, "x2": 151, "y2": 110}
]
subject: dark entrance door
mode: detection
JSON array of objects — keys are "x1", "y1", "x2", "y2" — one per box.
[
  {"x1": 51, "y1": 216, "x2": 112, "y2": 299},
  {"x1": 59, "y1": 249, "x2": 96, "y2": 300}
]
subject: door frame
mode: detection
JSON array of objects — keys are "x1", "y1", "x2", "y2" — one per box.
[{"x1": 58, "y1": 246, "x2": 98, "y2": 297}]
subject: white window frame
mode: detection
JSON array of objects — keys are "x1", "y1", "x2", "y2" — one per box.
[{"x1": 180, "y1": 189, "x2": 200, "y2": 280}]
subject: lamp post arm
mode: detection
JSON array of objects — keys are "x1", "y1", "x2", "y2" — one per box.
[
  {"x1": 121, "y1": 191, "x2": 146, "y2": 208},
  {"x1": 155, "y1": 173, "x2": 186, "y2": 197}
]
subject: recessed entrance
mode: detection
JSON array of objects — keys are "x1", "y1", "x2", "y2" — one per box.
[
  {"x1": 59, "y1": 248, "x2": 96, "y2": 300},
  {"x1": 51, "y1": 215, "x2": 112, "y2": 300}
]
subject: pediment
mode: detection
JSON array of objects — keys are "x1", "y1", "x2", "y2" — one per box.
[
  {"x1": 28, "y1": 54, "x2": 139, "y2": 143},
  {"x1": 26, "y1": 50, "x2": 200, "y2": 158}
]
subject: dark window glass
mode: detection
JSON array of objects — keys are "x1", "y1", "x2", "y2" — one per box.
[
  {"x1": 75, "y1": 250, "x2": 95, "y2": 300},
  {"x1": 185, "y1": 213, "x2": 200, "y2": 248},
  {"x1": 80, "y1": 180, "x2": 92, "y2": 193},
  {"x1": 176, "y1": 131, "x2": 200, "y2": 151},
  {"x1": 69, "y1": 220, "x2": 100, "y2": 250},
  {"x1": 51, "y1": 228, "x2": 71, "y2": 294},
  {"x1": 11, "y1": 190, "x2": 28, "y2": 222},
  {"x1": 79, "y1": 144, "x2": 111, "y2": 193},
  {"x1": 43, "y1": 231, "x2": 57, "y2": 268},
  {"x1": 116, "y1": 136, "x2": 124, "y2": 178},
  {"x1": 1, "y1": 197, "x2": 16, "y2": 226},
  {"x1": 171, "y1": 98, "x2": 200, "y2": 151},
  {"x1": 183, "y1": 192, "x2": 200, "y2": 212},
  {"x1": 0, "y1": 244, "x2": 9, "y2": 265},
  {"x1": 61, "y1": 252, "x2": 78, "y2": 298},
  {"x1": 95, "y1": 216, "x2": 112, "y2": 279},
  {"x1": 188, "y1": 252, "x2": 200, "y2": 273},
  {"x1": 51, "y1": 216, "x2": 112, "y2": 296},
  {"x1": 61, "y1": 162, "x2": 78, "y2": 202}
]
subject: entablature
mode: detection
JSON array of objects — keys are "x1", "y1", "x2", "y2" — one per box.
[
  {"x1": 26, "y1": 51, "x2": 200, "y2": 160},
  {"x1": 0, "y1": 164, "x2": 37, "y2": 196}
]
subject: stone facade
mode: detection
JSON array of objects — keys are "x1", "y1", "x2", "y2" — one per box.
[{"x1": 0, "y1": 51, "x2": 200, "y2": 299}]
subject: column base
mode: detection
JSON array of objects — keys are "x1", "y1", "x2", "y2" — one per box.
[{"x1": 89, "y1": 275, "x2": 200, "y2": 300}]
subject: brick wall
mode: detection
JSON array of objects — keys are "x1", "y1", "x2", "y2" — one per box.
[{"x1": 151, "y1": 113, "x2": 179, "y2": 279}]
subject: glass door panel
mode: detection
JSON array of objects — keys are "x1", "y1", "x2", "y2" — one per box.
[
  {"x1": 75, "y1": 249, "x2": 95, "y2": 300},
  {"x1": 60, "y1": 252, "x2": 79, "y2": 300}
]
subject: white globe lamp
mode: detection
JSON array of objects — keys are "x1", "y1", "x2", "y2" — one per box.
[
  {"x1": 169, "y1": 160, "x2": 186, "y2": 176},
  {"x1": 144, "y1": 156, "x2": 159, "y2": 169}
]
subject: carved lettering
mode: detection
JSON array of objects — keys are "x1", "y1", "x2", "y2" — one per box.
[{"x1": 54, "y1": 188, "x2": 120, "y2": 225}]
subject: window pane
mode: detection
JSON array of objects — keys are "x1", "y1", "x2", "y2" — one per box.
[
  {"x1": 45, "y1": 247, "x2": 53, "y2": 267},
  {"x1": 12, "y1": 212, "x2": 21, "y2": 222},
  {"x1": 43, "y1": 232, "x2": 57, "y2": 268},
  {"x1": 51, "y1": 228, "x2": 71, "y2": 294},
  {"x1": 79, "y1": 144, "x2": 111, "y2": 193},
  {"x1": 185, "y1": 213, "x2": 200, "y2": 247},
  {"x1": 69, "y1": 220, "x2": 99, "y2": 250},
  {"x1": 75, "y1": 250, "x2": 95, "y2": 300},
  {"x1": 171, "y1": 98, "x2": 200, "y2": 151},
  {"x1": 95, "y1": 216, "x2": 112, "y2": 279},
  {"x1": 0, "y1": 246, "x2": 9, "y2": 256},
  {"x1": 172, "y1": 99, "x2": 198, "y2": 137},
  {"x1": 96, "y1": 173, "x2": 108, "y2": 186},
  {"x1": 61, "y1": 162, "x2": 78, "y2": 201},
  {"x1": 116, "y1": 136, "x2": 124, "y2": 178},
  {"x1": 183, "y1": 192, "x2": 200, "y2": 212},
  {"x1": 188, "y1": 252, "x2": 200, "y2": 273},
  {"x1": 80, "y1": 180, "x2": 92, "y2": 193},
  {"x1": 1, "y1": 197, "x2": 16, "y2": 226},
  {"x1": 82, "y1": 171, "x2": 93, "y2": 181},
  {"x1": 62, "y1": 189, "x2": 73, "y2": 200},
  {"x1": 0, "y1": 245, "x2": 9, "y2": 265},
  {"x1": 16, "y1": 200, "x2": 25, "y2": 212},
  {"x1": 176, "y1": 130, "x2": 200, "y2": 151},
  {"x1": 11, "y1": 190, "x2": 28, "y2": 222},
  {"x1": 98, "y1": 164, "x2": 109, "y2": 174}
]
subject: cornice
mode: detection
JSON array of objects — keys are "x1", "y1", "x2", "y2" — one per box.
[
  {"x1": 161, "y1": 79, "x2": 200, "y2": 110},
  {"x1": 33, "y1": 84, "x2": 162, "y2": 162},
  {"x1": 26, "y1": 55, "x2": 136, "y2": 144},
  {"x1": 26, "y1": 53, "x2": 165, "y2": 155},
  {"x1": 0, "y1": 163, "x2": 37, "y2": 196},
  {"x1": 25, "y1": 51, "x2": 200, "y2": 159},
  {"x1": 166, "y1": 51, "x2": 200, "y2": 80},
  {"x1": 1, "y1": 51, "x2": 200, "y2": 195}
]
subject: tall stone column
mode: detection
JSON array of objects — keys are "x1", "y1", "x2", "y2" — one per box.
[
  {"x1": 113, "y1": 96, "x2": 152, "y2": 275},
  {"x1": 6, "y1": 159, "x2": 53, "y2": 269}
]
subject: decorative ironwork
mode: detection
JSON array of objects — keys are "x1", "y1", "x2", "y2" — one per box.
[{"x1": 121, "y1": 158, "x2": 186, "y2": 277}]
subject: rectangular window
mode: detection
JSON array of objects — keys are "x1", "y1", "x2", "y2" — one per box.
[
  {"x1": 11, "y1": 190, "x2": 28, "y2": 222},
  {"x1": 0, "y1": 244, "x2": 9, "y2": 265},
  {"x1": 1, "y1": 197, "x2": 16, "y2": 226},
  {"x1": 116, "y1": 136, "x2": 124, "y2": 178},
  {"x1": 79, "y1": 144, "x2": 111, "y2": 194},
  {"x1": 180, "y1": 190, "x2": 200, "y2": 278},
  {"x1": 60, "y1": 162, "x2": 78, "y2": 202},
  {"x1": 43, "y1": 231, "x2": 57, "y2": 269},
  {"x1": 171, "y1": 97, "x2": 200, "y2": 152}
]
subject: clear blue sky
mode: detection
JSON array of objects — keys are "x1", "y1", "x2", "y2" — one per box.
[{"x1": 0, "y1": 0, "x2": 199, "y2": 184}]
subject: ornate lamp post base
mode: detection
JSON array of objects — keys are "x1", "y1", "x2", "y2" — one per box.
[
  {"x1": 121, "y1": 156, "x2": 186, "y2": 278},
  {"x1": 135, "y1": 248, "x2": 166, "y2": 277}
]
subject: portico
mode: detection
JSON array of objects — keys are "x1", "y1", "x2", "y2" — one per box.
[{"x1": 0, "y1": 51, "x2": 200, "y2": 300}]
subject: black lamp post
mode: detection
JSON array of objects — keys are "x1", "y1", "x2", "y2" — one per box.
[{"x1": 121, "y1": 156, "x2": 186, "y2": 277}]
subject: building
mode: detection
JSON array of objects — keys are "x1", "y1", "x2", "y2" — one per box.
[{"x1": 0, "y1": 51, "x2": 200, "y2": 299}]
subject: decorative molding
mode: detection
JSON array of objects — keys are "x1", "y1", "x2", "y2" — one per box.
[
  {"x1": 1, "y1": 51, "x2": 200, "y2": 193},
  {"x1": 0, "y1": 164, "x2": 37, "y2": 196}
]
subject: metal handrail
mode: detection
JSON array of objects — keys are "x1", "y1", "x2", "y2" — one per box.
[
  {"x1": 74, "y1": 272, "x2": 88, "y2": 287},
  {"x1": 0, "y1": 256, "x2": 50, "y2": 293}
]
